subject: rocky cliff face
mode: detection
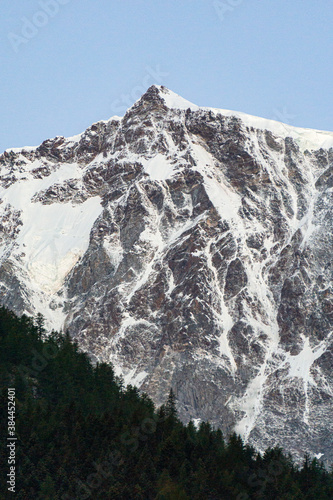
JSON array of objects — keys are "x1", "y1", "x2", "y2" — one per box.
[{"x1": 1, "y1": 85, "x2": 333, "y2": 464}]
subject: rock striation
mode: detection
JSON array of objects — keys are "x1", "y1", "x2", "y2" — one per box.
[{"x1": 1, "y1": 85, "x2": 333, "y2": 464}]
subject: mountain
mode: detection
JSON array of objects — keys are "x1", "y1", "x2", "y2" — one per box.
[{"x1": 1, "y1": 85, "x2": 333, "y2": 464}]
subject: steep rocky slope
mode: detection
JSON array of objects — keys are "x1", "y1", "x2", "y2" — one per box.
[{"x1": 1, "y1": 86, "x2": 333, "y2": 463}]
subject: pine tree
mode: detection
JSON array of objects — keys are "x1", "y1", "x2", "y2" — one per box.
[
  {"x1": 1, "y1": 306, "x2": 333, "y2": 499},
  {"x1": 165, "y1": 388, "x2": 177, "y2": 419},
  {"x1": 35, "y1": 313, "x2": 46, "y2": 339}
]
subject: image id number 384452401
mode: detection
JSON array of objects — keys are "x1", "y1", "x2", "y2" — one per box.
[{"x1": 7, "y1": 388, "x2": 16, "y2": 493}]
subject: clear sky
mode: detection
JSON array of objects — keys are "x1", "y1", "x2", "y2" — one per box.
[{"x1": 1, "y1": 0, "x2": 332, "y2": 153}]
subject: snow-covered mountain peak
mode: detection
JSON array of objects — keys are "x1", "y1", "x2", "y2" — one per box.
[
  {"x1": 154, "y1": 85, "x2": 200, "y2": 111},
  {"x1": 127, "y1": 85, "x2": 198, "y2": 114},
  {"x1": 5, "y1": 85, "x2": 333, "y2": 159},
  {"x1": 1, "y1": 88, "x2": 333, "y2": 465}
]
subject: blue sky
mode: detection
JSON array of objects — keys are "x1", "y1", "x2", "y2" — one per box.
[{"x1": 1, "y1": 0, "x2": 332, "y2": 152}]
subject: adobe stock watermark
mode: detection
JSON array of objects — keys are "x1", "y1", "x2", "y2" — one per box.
[
  {"x1": 271, "y1": 106, "x2": 297, "y2": 134},
  {"x1": 111, "y1": 65, "x2": 169, "y2": 114},
  {"x1": 17, "y1": 342, "x2": 58, "y2": 383},
  {"x1": 8, "y1": 0, "x2": 72, "y2": 54},
  {"x1": 236, "y1": 457, "x2": 285, "y2": 500},
  {"x1": 61, "y1": 413, "x2": 167, "y2": 499},
  {"x1": 272, "y1": 107, "x2": 296, "y2": 125},
  {"x1": 213, "y1": 0, "x2": 244, "y2": 22}
]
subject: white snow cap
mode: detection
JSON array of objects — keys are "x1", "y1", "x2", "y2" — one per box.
[
  {"x1": 153, "y1": 85, "x2": 333, "y2": 150},
  {"x1": 4, "y1": 86, "x2": 333, "y2": 155},
  {"x1": 156, "y1": 85, "x2": 200, "y2": 111}
]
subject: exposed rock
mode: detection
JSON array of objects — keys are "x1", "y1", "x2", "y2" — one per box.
[{"x1": 1, "y1": 86, "x2": 333, "y2": 465}]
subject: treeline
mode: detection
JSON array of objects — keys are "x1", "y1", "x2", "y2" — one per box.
[{"x1": 0, "y1": 307, "x2": 332, "y2": 499}]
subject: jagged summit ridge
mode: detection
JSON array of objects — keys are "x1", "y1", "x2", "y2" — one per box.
[
  {"x1": 1, "y1": 87, "x2": 333, "y2": 464},
  {"x1": 6, "y1": 85, "x2": 333, "y2": 155}
]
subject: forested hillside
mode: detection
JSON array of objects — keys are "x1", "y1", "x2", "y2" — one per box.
[{"x1": 0, "y1": 307, "x2": 332, "y2": 499}]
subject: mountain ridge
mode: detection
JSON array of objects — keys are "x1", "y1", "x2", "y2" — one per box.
[
  {"x1": 1, "y1": 85, "x2": 333, "y2": 464},
  {"x1": 6, "y1": 86, "x2": 333, "y2": 154}
]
